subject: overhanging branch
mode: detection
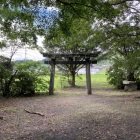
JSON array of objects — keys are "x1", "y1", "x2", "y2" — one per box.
[{"x1": 111, "y1": 0, "x2": 135, "y2": 6}]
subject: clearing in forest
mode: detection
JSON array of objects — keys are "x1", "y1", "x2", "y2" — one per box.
[{"x1": 0, "y1": 86, "x2": 140, "y2": 140}]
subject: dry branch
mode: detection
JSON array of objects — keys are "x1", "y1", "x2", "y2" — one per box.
[{"x1": 24, "y1": 109, "x2": 45, "y2": 117}]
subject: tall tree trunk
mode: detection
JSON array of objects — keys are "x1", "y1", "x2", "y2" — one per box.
[
  {"x1": 71, "y1": 71, "x2": 76, "y2": 87},
  {"x1": 3, "y1": 81, "x2": 10, "y2": 97},
  {"x1": 2, "y1": 70, "x2": 18, "y2": 97}
]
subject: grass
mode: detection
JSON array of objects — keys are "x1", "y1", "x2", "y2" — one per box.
[
  {"x1": 55, "y1": 69, "x2": 113, "y2": 90},
  {"x1": 0, "y1": 69, "x2": 113, "y2": 96},
  {"x1": 38, "y1": 69, "x2": 113, "y2": 92}
]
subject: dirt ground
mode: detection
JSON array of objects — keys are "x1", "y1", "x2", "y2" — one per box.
[{"x1": 0, "y1": 87, "x2": 140, "y2": 140}]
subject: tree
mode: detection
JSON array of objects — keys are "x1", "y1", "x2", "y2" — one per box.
[
  {"x1": 0, "y1": 0, "x2": 139, "y2": 90},
  {"x1": 0, "y1": 0, "x2": 137, "y2": 36},
  {"x1": 0, "y1": 35, "x2": 50, "y2": 97},
  {"x1": 42, "y1": 0, "x2": 140, "y2": 88},
  {"x1": 88, "y1": 1, "x2": 140, "y2": 88},
  {"x1": 0, "y1": 0, "x2": 133, "y2": 49},
  {"x1": 0, "y1": 35, "x2": 42, "y2": 97},
  {"x1": 0, "y1": 56, "x2": 18, "y2": 97},
  {"x1": 44, "y1": 19, "x2": 97, "y2": 87},
  {"x1": 0, "y1": 0, "x2": 125, "y2": 41}
]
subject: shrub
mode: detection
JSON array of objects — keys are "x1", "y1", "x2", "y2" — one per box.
[
  {"x1": 107, "y1": 60, "x2": 125, "y2": 89},
  {"x1": 12, "y1": 72, "x2": 35, "y2": 96},
  {"x1": 107, "y1": 55, "x2": 140, "y2": 89},
  {"x1": 15, "y1": 61, "x2": 49, "y2": 95},
  {"x1": 0, "y1": 59, "x2": 49, "y2": 97}
]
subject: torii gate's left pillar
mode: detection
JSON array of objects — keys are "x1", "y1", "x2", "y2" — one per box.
[{"x1": 49, "y1": 58, "x2": 55, "y2": 95}]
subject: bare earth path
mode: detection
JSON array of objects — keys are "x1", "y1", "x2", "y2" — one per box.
[{"x1": 0, "y1": 87, "x2": 140, "y2": 140}]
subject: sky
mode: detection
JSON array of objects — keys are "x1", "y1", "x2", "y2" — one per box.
[
  {"x1": 0, "y1": 7, "x2": 58, "y2": 61},
  {"x1": 0, "y1": 36, "x2": 45, "y2": 61}
]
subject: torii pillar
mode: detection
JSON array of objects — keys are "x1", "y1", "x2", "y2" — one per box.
[
  {"x1": 49, "y1": 58, "x2": 55, "y2": 95},
  {"x1": 86, "y1": 58, "x2": 92, "y2": 94}
]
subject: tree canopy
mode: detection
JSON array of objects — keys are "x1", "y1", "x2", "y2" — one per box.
[{"x1": 44, "y1": 18, "x2": 98, "y2": 86}]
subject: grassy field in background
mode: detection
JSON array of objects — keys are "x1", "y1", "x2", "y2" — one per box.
[{"x1": 54, "y1": 69, "x2": 113, "y2": 90}]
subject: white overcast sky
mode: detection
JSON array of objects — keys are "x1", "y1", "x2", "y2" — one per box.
[
  {"x1": 0, "y1": 36, "x2": 45, "y2": 61},
  {"x1": 0, "y1": 7, "x2": 58, "y2": 61}
]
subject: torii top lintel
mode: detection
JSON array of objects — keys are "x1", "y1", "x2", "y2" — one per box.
[{"x1": 43, "y1": 51, "x2": 100, "y2": 58}]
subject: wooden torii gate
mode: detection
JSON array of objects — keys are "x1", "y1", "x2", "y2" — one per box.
[{"x1": 43, "y1": 52, "x2": 100, "y2": 95}]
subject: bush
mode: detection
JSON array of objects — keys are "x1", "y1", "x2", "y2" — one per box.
[
  {"x1": 0, "y1": 56, "x2": 16, "y2": 97},
  {"x1": 107, "y1": 61, "x2": 125, "y2": 89},
  {"x1": 107, "y1": 56, "x2": 140, "y2": 89},
  {"x1": 12, "y1": 72, "x2": 35, "y2": 96},
  {"x1": 15, "y1": 61, "x2": 49, "y2": 95},
  {"x1": 0, "y1": 59, "x2": 49, "y2": 97},
  {"x1": 107, "y1": 57, "x2": 126, "y2": 89}
]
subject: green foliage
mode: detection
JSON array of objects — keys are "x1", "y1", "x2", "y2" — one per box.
[
  {"x1": 0, "y1": 42, "x2": 6, "y2": 49},
  {"x1": 0, "y1": 56, "x2": 16, "y2": 97},
  {"x1": 15, "y1": 61, "x2": 50, "y2": 94},
  {"x1": 107, "y1": 58, "x2": 125, "y2": 89},
  {"x1": 0, "y1": 59, "x2": 50, "y2": 97},
  {"x1": 56, "y1": 73, "x2": 68, "y2": 89},
  {"x1": 12, "y1": 71, "x2": 35, "y2": 96},
  {"x1": 44, "y1": 18, "x2": 97, "y2": 87},
  {"x1": 89, "y1": 1, "x2": 140, "y2": 89},
  {"x1": 0, "y1": 0, "x2": 140, "y2": 91},
  {"x1": 0, "y1": 0, "x2": 47, "y2": 47},
  {"x1": 107, "y1": 55, "x2": 140, "y2": 89},
  {"x1": 45, "y1": 18, "x2": 95, "y2": 52}
]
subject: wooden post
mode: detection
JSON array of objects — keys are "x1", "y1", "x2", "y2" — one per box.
[
  {"x1": 86, "y1": 58, "x2": 92, "y2": 94},
  {"x1": 49, "y1": 58, "x2": 55, "y2": 95}
]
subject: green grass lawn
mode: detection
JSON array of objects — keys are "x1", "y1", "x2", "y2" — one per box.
[
  {"x1": 36, "y1": 69, "x2": 113, "y2": 93},
  {"x1": 54, "y1": 69, "x2": 113, "y2": 90}
]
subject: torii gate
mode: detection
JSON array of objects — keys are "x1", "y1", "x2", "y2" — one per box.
[{"x1": 43, "y1": 52, "x2": 100, "y2": 95}]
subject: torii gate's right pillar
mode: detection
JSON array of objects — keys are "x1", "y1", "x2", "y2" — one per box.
[{"x1": 86, "y1": 58, "x2": 92, "y2": 94}]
